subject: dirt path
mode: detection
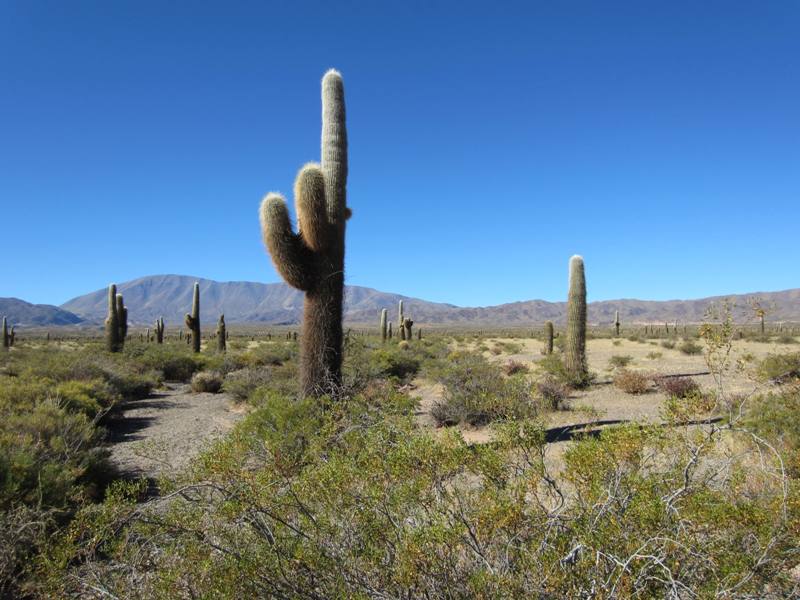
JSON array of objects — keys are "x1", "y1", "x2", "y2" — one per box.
[{"x1": 106, "y1": 383, "x2": 246, "y2": 480}]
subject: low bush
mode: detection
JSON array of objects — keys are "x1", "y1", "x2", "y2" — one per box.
[
  {"x1": 432, "y1": 353, "x2": 535, "y2": 426},
  {"x1": 191, "y1": 371, "x2": 223, "y2": 393},
  {"x1": 660, "y1": 339, "x2": 676, "y2": 349},
  {"x1": 613, "y1": 369, "x2": 650, "y2": 394},
  {"x1": 608, "y1": 355, "x2": 633, "y2": 369},
  {"x1": 501, "y1": 360, "x2": 528, "y2": 375},
  {"x1": 678, "y1": 340, "x2": 702, "y2": 355},
  {"x1": 776, "y1": 335, "x2": 797, "y2": 344},
  {"x1": 654, "y1": 375, "x2": 699, "y2": 399},
  {"x1": 536, "y1": 376, "x2": 569, "y2": 410},
  {"x1": 646, "y1": 351, "x2": 662, "y2": 360},
  {"x1": 757, "y1": 352, "x2": 800, "y2": 383},
  {"x1": 222, "y1": 368, "x2": 273, "y2": 401}
]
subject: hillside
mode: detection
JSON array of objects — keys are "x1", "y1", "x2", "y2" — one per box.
[
  {"x1": 0, "y1": 298, "x2": 83, "y2": 326},
  {"x1": 58, "y1": 275, "x2": 800, "y2": 326}
]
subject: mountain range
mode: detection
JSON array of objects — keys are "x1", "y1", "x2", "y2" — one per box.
[{"x1": 35, "y1": 274, "x2": 800, "y2": 327}]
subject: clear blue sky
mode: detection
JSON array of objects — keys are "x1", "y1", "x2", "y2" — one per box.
[{"x1": 1, "y1": 1, "x2": 798, "y2": 307}]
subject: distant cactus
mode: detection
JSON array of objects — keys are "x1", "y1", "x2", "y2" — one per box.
[
  {"x1": 387, "y1": 322, "x2": 393, "y2": 339},
  {"x1": 417, "y1": 328, "x2": 422, "y2": 340},
  {"x1": 145, "y1": 327, "x2": 150, "y2": 342},
  {"x1": 116, "y1": 294, "x2": 128, "y2": 347},
  {"x1": 564, "y1": 256, "x2": 588, "y2": 385},
  {"x1": 380, "y1": 308, "x2": 388, "y2": 342},
  {"x1": 259, "y1": 70, "x2": 350, "y2": 397},
  {"x1": 403, "y1": 318, "x2": 413, "y2": 341},
  {"x1": 614, "y1": 310, "x2": 620, "y2": 337},
  {"x1": 184, "y1": 282, "x2": 201, "y2": 353},
  {"x1": 155, "y1": 317, "x2": 164, "y2": 344},
  {"x1": 217, "y1": 314, "x2": 226, "y2": 352},
  {"x1": 104, "y1": 284, "x2": 121, "y2": 352},
  {"x1": 544, "y1": 320, "x2": 554, "y2": 355},
  {"x1": 1, "y1": 316, "x2": 9, "y2": 349},
  {"x1": 398, "y1": 300, "x2": 404, "y2": 336}
]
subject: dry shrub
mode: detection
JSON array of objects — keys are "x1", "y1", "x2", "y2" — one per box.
[
  {"x1": 654, "y1": 375, "x2": 699, "y2": 399},
  {"x1": 190, "y1": 371, "x2": 223, "y2": 393},
  {"x1": 613, "y1": 369, "x2": 650, "y2": 394},
  {"x1": 501, "y1": 360, "x2": 528, "y2": 376},
  {"x1": 536, "y1": 376, "x2": 569, "y2": 410}
]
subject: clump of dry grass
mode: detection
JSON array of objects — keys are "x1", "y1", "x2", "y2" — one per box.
[{"x1": 613, "y1": 369, "x2": 650, "y2": 394}]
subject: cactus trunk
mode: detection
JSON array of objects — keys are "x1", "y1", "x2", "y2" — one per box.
[
  {"x1": 403, "y1": 318, "x2": 413, "y2": 342},
  {"x1": 155, "y1": 317, "x2": 164, "y2": 344},
  {"x1": 380, "y1": 308, "x2": 387, "y2": 342},
  {"x1": 544, "y1": 320, "x2": 554, "y2": 355},
  {"x1": 614, "y1": 310, "x2": 620, "y2": 337},
  {"x1": 104, "y1": 284, "x2": 121, "y2": 352},
  {"x1": 1, "y1": 317, "x2": 8, "y2": 350},
  {"x1": 217, "y1": 314, "x2": 227, "y2": 352},
  {"x1": 184, "y1": 282, "x2": 201, "y2": 353},
  {"x1": 259, "y1": 70, "x2": 349, "y2": 398},
  {"x1": 564, "y1": 256, "x2": 588, "y2": 385}
]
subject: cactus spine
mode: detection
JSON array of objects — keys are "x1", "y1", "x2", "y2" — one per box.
[
  {"x1": 104, "y1": 284, "x2": 121, "y2": 352},
  {"x1": 380, "y1": 308, "x2": 388, "y2": 342},
  {"x1": 1, "y1": 317, "x2": 9, "y2": 349},
  {"x1": 155, "y1": 317, "x2": 164, "y2": 344},
  {"x1": 564, "y1": 255, "x2": 588, "y2": 385},
  {"x1": 544, "y1": 320, "x2": 554, "y2": 355},
  {"x1": 614, "y1": 310, "x2": 620, "y2": 337},
  {"x1": 259, "y1": 70, "x2": 349, "y2": 398},
  {"x1": 217, "y1": 314, "x2": 226, "y2": 352},
  {"x1": 184, "y1": 282, "x2": 201, "y2": 353}
]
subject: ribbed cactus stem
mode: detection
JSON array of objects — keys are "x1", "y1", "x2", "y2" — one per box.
[
  {"x1": 104, "y1": 284, "x2": 120, "y2": 352},
  {"x1": 217, "y1": 314, "x2": 226, "y2": 352},
  {"x1": 564, "y1": 255, "x2": 588, "y2": 385},
  {"x1": 1, "y1": 316, "x2": 8, "y2": 349},
  {"x1": 380, "y1": 308, "x2": 388, "y2": 342},
  {"x1": 155, "y1": 317, "x2": 164, "y2": 344},
  {"x1": 116, "y1": 294, "x2": 127, "y2": 348},
  {"x1": 184, "y1": 282, "x2": 201, "y2": 353},
  {"x1": 614, "y1": 310, "x2": 620, "y2": 337},
  {"x1": 544, "y1": 320, "x2": 554, "y2": 355},
  {"x1": 259, "y1": 69, "x2": 349, "y2": 398},
  {"x1": 387, "y1": 322, "x2": 393, "y2": 339},
  {"x1": 403, "y1": 318, "x2": 413, "y2": 342}
]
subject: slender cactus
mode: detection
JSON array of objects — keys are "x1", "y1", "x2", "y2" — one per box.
[
  {"x1": 1, "y1": 317, "x2": 9, "y2": 350},
  {"x1": 417, "y1": 328, "x2": 422, "y2": 340},
  {"x1": 116, "y1": 294, "x2": 127, "y2": 347},
  {"x1": 259, "y1": 70, "x2": 350, "y2": 397},
  {"x1": 387, "y1": 322, "x2": 393, "y2": 339},
  {"x1": 380, "y1": 308, "x2": 388, "y2": 342},
  {"x1": 403, "y1": 317, "x2": 413, "y2": 341},
  {"x1": 184, "y1": 282, "x2": 201, "y2": 353},
  {"x1": 614, "y1": 310, "x2": 620, "y2": 337},
  {"x1": 104, "y1": 284, "x2": 121, "y2": 352},
  {"x1": 155, "y1": 317, "x2": 164, "y2": 344},
  {"x1": 564, "y1": 255, "x2": 588, "y2": 385},
  {"x1": 398, "y1": 300, "x2": 404, "y2": 334},
  {"x1": 544, "y1": 320, "x2": 554, "y2": 355},
  {"x1": 217, "y1": 314, "x2": 227, "y2": 352}
]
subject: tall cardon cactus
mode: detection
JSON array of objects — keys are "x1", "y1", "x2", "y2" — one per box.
[
  {"x1": 614, "y1": 310, "x2": 620, "y2": 337},
  {"x1": 260, "y1": 70, "x2": 350, "y2": 397},
  {"x1": 155, "y1": 317, "x2": 164, "y2": 344},
  {"x1": 1, "y1": 317, "x2": 9, "y2": 350},
  {"x1": 217, "y1": 314, "x2": 226, "y2": 352},
  {"x1": 184, "y1": 282, "x2": 201, "y2": 353},
  {"x1": 380, "y1": 308, "x2": 388, "y2": 342},
  {"x1": 564, "y1": 255, "x2": 588, "y2": 385},
  {"x1": 544, "y1": 320, "x2": 554, "y2": 355},
  {"x1": 116, "y1": 294, "x2": 128, "y2": 347},
  {"x1": 105, "y1": 284, "x2": 121, "y2": 352}
]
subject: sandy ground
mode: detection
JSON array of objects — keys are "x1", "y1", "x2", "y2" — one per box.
[{"x1": 107, "y1": 383, "x2": 246, "y2": 480}]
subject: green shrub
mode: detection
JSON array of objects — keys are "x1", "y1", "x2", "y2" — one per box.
[
  {"x1": 608, "y1": 355, "x2": 633, "y2": 369},
  {"x1": 756, "y1": 352, "x2": 800, "y2": 382},
  {"x1": 660, "y1": 339, "x2": 676, "y2": 349},
  {"x1": 679, "y1": 340, "x2": 702, "y2": 355},
  {"x1": 432, "y1": 353, "x2": 535, "y2": 426},
  {"x1": 222, "y1": 368, "x2": 273, "y2": 401},
  {"x1": 54, "y1": 379, "x2": 119, "y2": 417}
]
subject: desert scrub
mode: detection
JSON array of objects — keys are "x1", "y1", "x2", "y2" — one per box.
[
  {"x1": 660, "y1": 339, "x2": 676, "y2": 349},
  {"x1": 608, "y1": 354, "x2": 633, "y2": 369},
  {"x1": 535, "y1": 376, "x2": 569, "y2": 410},
  {"x1": 41, "y1": 404, "x2": 797, "y2": 599},
  {"x1": 431, "y1": 352, "x2": 535, "y2": 426},
  {"x1": 646, "y1": 351, "x2": 662, "y2": 360},
  {"x1": 678, "y1": 340, "x2": 702, "y2": 355},
  {"x1": 190, "y1": 371, "x2": 223, "y2": 393},
  {"x1": 122, "y1": 344, "x2": 206, "y2": 382},
  {"x1": 613, "y1": 369, "x2": 650, "y2": 394},
  {"x1": 222, "y1": 368, "x2": 274, "y2": 401},
  {"x1": 744, "y1": 387, "x2": 800, "y2": 475},
  {"x1": 654, "y1": 375, "x2": 699, "y2": 399},
  {"x1": 501, "y1": 360, "x2": 528, "y2": 375},
  {"x1": 756, "y1": 351, "x2": 800, "y2": 383}
]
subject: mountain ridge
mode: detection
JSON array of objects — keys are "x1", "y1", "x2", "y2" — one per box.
[{"x1": 56, "y1": 274, "x2": 800, "y2": 327}]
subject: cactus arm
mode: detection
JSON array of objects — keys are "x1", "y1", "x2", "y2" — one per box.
[
  {"x1": 295, "y1": 163, "x2": 329, "y2": 252},
  {"x1": 260, "y1": 193, "x2": 317, "y2": 291},
  {"x1": 321, "y1": 69, "x2": 348, "y2": 225}
]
